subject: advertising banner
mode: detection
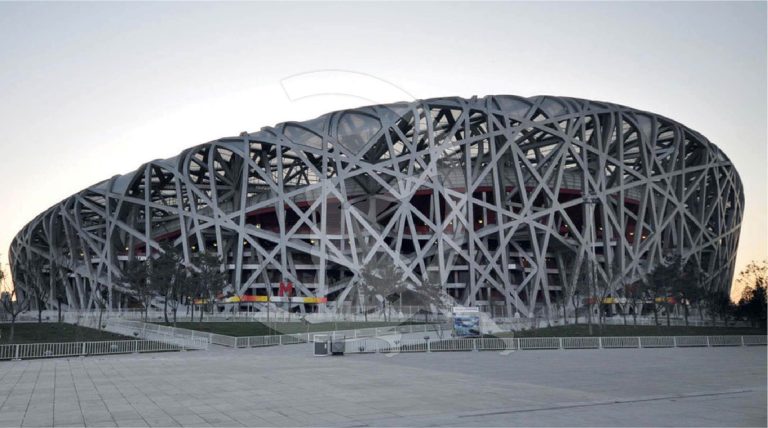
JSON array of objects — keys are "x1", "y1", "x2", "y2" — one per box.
[{"x1": 453, "y1": 306, "x2": 480, "y2": 337}]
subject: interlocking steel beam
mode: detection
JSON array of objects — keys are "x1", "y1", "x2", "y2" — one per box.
[{"x1": 9, "y1": 95, "x2": 744, "y2": 318}]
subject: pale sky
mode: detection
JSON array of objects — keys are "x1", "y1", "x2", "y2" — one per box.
[{"x1": 0, "y1": 2, "x2": 765, "y2": 301}]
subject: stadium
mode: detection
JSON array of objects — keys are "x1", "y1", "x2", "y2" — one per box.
[{"x1": 9, "y1": 95, "x2": 744, "y2": 319}]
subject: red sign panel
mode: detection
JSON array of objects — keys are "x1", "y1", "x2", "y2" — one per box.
[{"x1": 278, "y1": 281, "x2": 293, "y2": 297}]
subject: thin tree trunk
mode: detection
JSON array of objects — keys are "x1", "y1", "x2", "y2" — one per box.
[
  {"x1": 163, "y1": 295, "x2": 169, "y2": 324},
  {"x1": 563, "y1": 304, "x2": 567, "y2": 325},
  {"x1": 57, "y1": 298, "x2": 63, "y2": 323},
  {"x1": 9, "y1": 317, "x2": 16, "y2": 342}
]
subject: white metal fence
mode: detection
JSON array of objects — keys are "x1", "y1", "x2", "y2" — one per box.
[
  {"x1": 495, "y1": 316, "x2": 750, "y2": 331},
  {"x1": 9, "y1": 309, "x2": 748, "y2": 330},
  {"x1": 0, "y1": 339, "x2": 196, "y2": 361},
  {"x1": 99, "y1": 319, "x2": 450, "y2": 349},
  {"x1": 342, "y1": 335, "x2": 767, "y2": 354},
  {"x1": 104, "y1": 319, "x2": 210, "y2": 350},
  {"x1": 30, "y1": 306, "x2": 448, "y2": 324},
  {"x1": 57, "y1": 315, "x2": 210, "y2": 350},
  {"x1": 231, "y1": 322, "x2": 449, "y2": 348}
]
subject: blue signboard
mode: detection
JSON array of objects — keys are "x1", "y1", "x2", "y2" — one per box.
[{"x1": 453, "y1": 314, "x2": 480, "y2": 337}]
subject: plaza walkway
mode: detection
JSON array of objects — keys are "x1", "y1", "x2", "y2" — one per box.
[{"x1": 0, "y1": 344, "x2": 764, "y2": 427}]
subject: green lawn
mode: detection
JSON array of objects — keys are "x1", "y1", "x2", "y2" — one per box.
[
  {"x1": 493, "y1": 324, "x2": 767, "y2": 338},
  {"x1": 163, "y1": 321, "x2": 426, "y2": 337},
  {"x1": 162, "y1": 320, "x2": 767, "y2": 338},
  {"x1": 0, "y1": 323, "x2": 131, "y2": 344}
]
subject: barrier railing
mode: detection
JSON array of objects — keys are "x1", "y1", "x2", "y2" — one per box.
[
  {"x1": 233, "y1": 323, "x2": 450, "y2": 348},
  {"x1": 743, "y1": 335, "x2": 767, "y2": 346},
  {"x1": 17, "y1": 309, "x2": 748, "y2": 330},
  {"x1": 104, "y1": 319, "x2": 210, "y2": 350},
  {"x1": 674, "y1": 336, "x2": 709, "y2": 347},
  {"x1": 639, "y1": 336, "x2": 676, "y2": 348},
  {"x1": 494, "y1": 317, "x2": 749, "y2": 331},
  {"x1": 99, "y1": 319, "x2": 448, "y2": 349},
  {"x1": 0, "y1": 339, "x2": 195, "y2": 361},
  {"x1": 343, "y1": 335, "x2": 767, "y2": 354},
  {"x1": 562, "y1": 337, "x2": 600, "y2": 349},
  {"x1": 600, "y1": 337, "x2": 640, "y2": 348},
  {"x1": 47, "y1": 307, "x2": 449, "y2": 324}
]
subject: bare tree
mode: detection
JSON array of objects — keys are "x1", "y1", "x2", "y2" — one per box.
[
  {"x1": 1, "y1": 287, "x2": 31, "y2": 343},
  {"x1": 646, "y1": 255, "x2": 680, "y2": 326},
  {"x1": 595, "y1": 256, "x2": 623, "y2": 330},
  {"x1": 735, "y1": 260, "x2": 767, "y2": 327},
  {"x1": 569, "y1": 258, "x2": 592, "y2": 329},
  {"x1": 149, "y1": 243, "x2": 182, "y2": 325},
  {"x1": 2, "y1": 264, "x2": 33, "y2": 342},
  {"x1": 677, "y1": 259, "x2": 704, "y2": 326},
  {"x1": 190, "y1": 252, "x2": 227, "y2": 322},
  {"x1": 416, "y1": 274, "x2": 450, "y2": 314},
  {"x1": 20, "y1": 256, "x2": 50, "y2": 323},
  {"x1": 556, "y1": 253, "x2": 577, "y2": 326},
  {"x1": 49, "y1": 257, "x2": 67, "y2": 323},
  {"x1": 623, "y1": 281, "x2": 643, "y2": 326},
  {"x1": 351, "y1": 277, "x2": 369, "y2": 322},
  {"x1": 92, "y1": 283, "x2": 109, "y2": 332},
  {"x1": 123, "y1": 258, "x2": 151, "y2": 321},
  {"x1": 360, "y1": 257, "x2": 407, "y2": 322}
]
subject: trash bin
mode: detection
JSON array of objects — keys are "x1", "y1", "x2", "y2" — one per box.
[
  {"x1": 331, "y1": 335, "x2": 345, "y2": 356},
  {"x1": 314, "y1": 334, "x2": 330, "y2": 356}
]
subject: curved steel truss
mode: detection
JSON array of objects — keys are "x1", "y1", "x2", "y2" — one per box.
[{"x1": 10, "y1": 95, "x2": 744, "y2": 316}]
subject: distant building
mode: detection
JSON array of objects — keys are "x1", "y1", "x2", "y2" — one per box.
[{"x1": 10, "y1": 95, "x2": 744, "y2": 318}]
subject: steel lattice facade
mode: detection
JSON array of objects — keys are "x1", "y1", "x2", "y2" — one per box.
[{"x1": 9, "y1": 95, "x2": 744, "y2": 317}]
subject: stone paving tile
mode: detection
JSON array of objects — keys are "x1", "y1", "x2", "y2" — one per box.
[
  {"x1": 142, "y1": 417, "x2": 180, "y2": 427},
  {"x1": 54, "y1": 416, "x2": 86, "y2": 426},
  {"x1": 20, "y1": 418, "x2": 53, "y2": 427},
  {"x1": 114, "y1": 419, "x2": 148, "y2": 427},
  {"x1": 198, "y1": 412, "x2": 241, "y2": 426},
  {"x1": 108, "y1": 410, "x2": 141, "y2": 420},
  {"x1": 0, "y1": 345, "x2": 765, "y2": 427},
  {"x1": 0, "y1": 414, "x2": 26, "y2": 424}
]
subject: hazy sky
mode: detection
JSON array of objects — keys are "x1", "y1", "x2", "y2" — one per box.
[{"x1": 0, "y1": 2, "x2": 765, "y2": 301}]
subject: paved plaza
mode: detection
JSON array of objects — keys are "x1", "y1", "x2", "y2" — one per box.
[{"x1": 0, "y1": 344, "x2": 765, "y2": 427}]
